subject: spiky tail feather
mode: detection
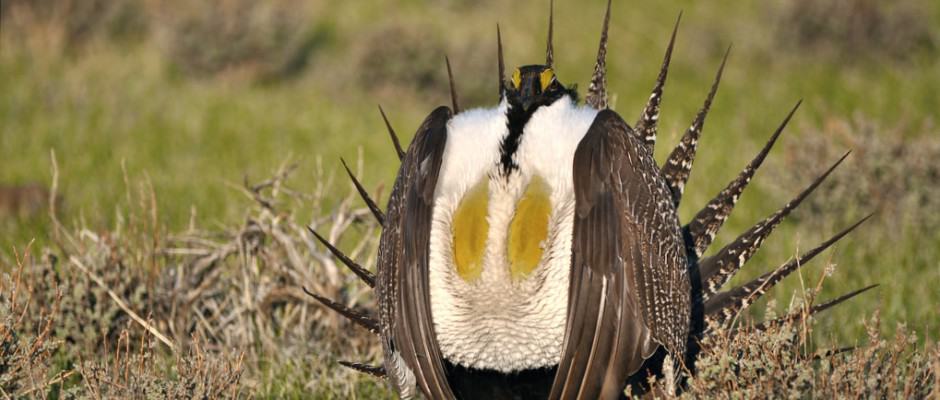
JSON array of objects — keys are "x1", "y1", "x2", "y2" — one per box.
[
  {"x1": 341, "y1": 158, "x2": 385, "y2": 227},
  {"x1": 338, "y1": 360, "x2": 387, "y2": 378},
  {"x1": 694, "y1": 151, "x2": 850, "y2": 304},
  {"x1": 308, "y1": 226, "x2": 375, "y2": 287},
  {"x1": 683, "y1": 100, "x2": 801, "y2": 259},
  {"x1": 302, "y1": 286, "x2": 380, "y2": 334},
  {"x1": 634, "y1": 13, "x2": 680, "y2": 149},
  {"x1": 445, "y1": 56, "x2": 460, "y2": 113},
  {"x1": 378, "y1": 105, "x2": 405, "y2": 161},
  {"x1": 660, "y1": 46, "x2": 730, "y2": 207},
  {"x1": 752, "y1": 284, "x2": 879, "y2": 331},
  {"x1": 702, "y1": 214, "x2": 873, "y2": 325},
  {"x1": 585, "y1": 0, "x2": 612, "y2": 109}
]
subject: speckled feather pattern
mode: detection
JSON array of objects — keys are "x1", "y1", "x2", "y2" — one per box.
[{"x1": 552, "y1": 109, "x2": 691, "y2": 399}]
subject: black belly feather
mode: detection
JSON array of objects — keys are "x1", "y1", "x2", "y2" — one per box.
[{"x1": 444, "y1": 360, "x2": 556, "y2": 400}]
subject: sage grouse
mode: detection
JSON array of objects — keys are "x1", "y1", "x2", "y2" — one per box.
[{"x1": 305, "y1": 1, "x2": 874, "y2": 398}]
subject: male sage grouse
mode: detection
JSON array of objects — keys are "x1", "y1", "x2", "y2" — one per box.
[{"x1": 305, "y1": 1, "x2": 875, "y2": 398}]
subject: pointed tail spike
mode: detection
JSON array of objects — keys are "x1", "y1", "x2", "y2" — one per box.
[
  {"x1": 702, "y1": 214, "x2": 873, "y2": 322},
  {"x1": 546, "y1": 0, "x2": 555, "y2": 67},
  {"x1": 662, "y1": 45, "x2": 731, "y2": 206},
  {"x1": 378, "y1": 105, "x2": 405, "y2": 161},
  {"x1": 445, "y1": 56, "x2": 460, "y2": 113},
  {"x1": 497, "y1": 24, "x2": 506, "y2": 97},
  {"x1": 302, "y1": 287, "x2": 380, "y2": 334},
  {"x1": 338, "y1": 360, "x2": 387, "y2": 378},
  {"x1": 341, "y1": 158, "x2": 386, "y2": 227},
  {"x1": 307, "y1": 226, "x2": 376, "y2": 288},
  {"x1": 585, "y1": 0, "x2": 612, "y2": 109},
  {"x1": 635, "y1": 12, "x2": 681, "y2": 149},
  {"x1": 755, "y1": 285, "x2": 879, "y2": 331},
  {"x1": 812, "y1": 346, "x2": 858, "y2": 360},
  {"x1": 684, "y1": 100, "x2": 802, "y2": 258},
  {"x1": 695, "y1": 151, "x2": 851, "y2": 300}
]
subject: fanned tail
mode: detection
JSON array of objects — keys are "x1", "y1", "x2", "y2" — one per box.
[
  {"x1": 634, "y1": 13, "x2": 680, "y2": 149},
  {"x1": 683, "y1": 101, "x2": 801, "y2": 259},
  {"x1": 661, "y1": 46, "x2": 731, "y2": 207}
]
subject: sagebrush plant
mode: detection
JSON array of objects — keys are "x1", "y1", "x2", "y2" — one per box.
[
  {"x1": 771, "y1": 114, "x2": 940, "y2": 234},
  {"x1": 152, "y1": 0, "x2": 320, "y2": 81},
  {"x1": 74, "y1": 332, "x2": 244, "y2": 399},
  {"x1": 679, "y1": 273, "x2": 938, "y2": 398},
  {"x1": 774, "y1": 0, "x2": 936, "y2": 62},
  {"x1": 0, "y1": 246, "x2": 67, "y2": 396}
]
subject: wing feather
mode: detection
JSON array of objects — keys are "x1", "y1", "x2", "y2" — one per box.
[
  {"x1": 377, "y1": 106, "x2": 455, "y2": 399},
  {"x1": 551, "y1": 110, "x2": 690, "y2": 399}
]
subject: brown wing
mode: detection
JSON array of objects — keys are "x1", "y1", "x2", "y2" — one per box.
[
  {"x1": 550, "y1": 110, "x2": 691, "y2": 399},
  {"x1": 376, "y1": 106, "x2": 455, "y2": 398}
]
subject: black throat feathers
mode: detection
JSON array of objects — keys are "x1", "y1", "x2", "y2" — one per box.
[
  {"x1": 499, "y1": 87, "x2": 578, "y2": 176},
  {"x1": 499, "y1": 102, "x2": 539, "y2": 175}
]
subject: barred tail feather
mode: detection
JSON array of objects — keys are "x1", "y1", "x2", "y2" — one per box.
[
  {"x1": 341, "y1": 158, "x2": 385, "y2": 227},
  {"x1": 661, "y1": 46, "x2": 730, "y2": 207},
  {"x1": 696, "y1": 151, "x2": 850, "y2": 300},
  {"x1": 338, "y1": 360, "x2": 387, "y2": 378},
  {"x1": 585, "y1": 0, "x2": 612, "y2": 109},
  {"x1": 378, "y1": 105, "x2": 405, "y2": 161},
  {"x1": 545, "y1": 0, "x2": 555, "y2": 67},
  {"x1": 308, "y1": 226, "x2": 376, "y2": 288},
  {"x1": 683, "y1": 101, "x2": 801, "y2": 258},
  {"x1": 445, "y1": 56, "x2": 460, "y2": 113},
  {"x1": 635, "y1": 13, "x2": 680, "y2": 149},
  {"x1": 497, "y1": 24, "x2": 506, "y2": 97},
  {"x1": 702, "y1": 214, "x2": 872, "y2": 323},
  {"x1": 302, "y1": 287, "x2": 380, "y2": 334},
  {"x1": 754, "y1": 285, "x2": 879, "y2": 331}
]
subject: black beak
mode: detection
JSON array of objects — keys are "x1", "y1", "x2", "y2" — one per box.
[{"x1": 518, "y1": 76, "x2": 541, "y2": 111}]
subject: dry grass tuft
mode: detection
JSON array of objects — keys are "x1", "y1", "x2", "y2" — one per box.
[{"x1": 1, "y1": 159, "x2": 386, "y2": 397}]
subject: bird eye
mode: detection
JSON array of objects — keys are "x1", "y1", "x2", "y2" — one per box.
[
  {"x1": 539, "y1": 68, "x2": 555, "y2": 91},
  {"x1": 512, "y1": 69, "x2": 522, "y2": 89}
]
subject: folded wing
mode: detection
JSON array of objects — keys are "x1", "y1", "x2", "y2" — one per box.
[
  {"x1": 551, "y1": 110, "x2": 691, "y2": 399},
  {"x1": 377, "y1": 106, "x2": 455, "y2": 399}
]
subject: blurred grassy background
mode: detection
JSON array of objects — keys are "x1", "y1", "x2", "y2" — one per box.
[{"x1": 1, "y1": 0, "x2": 938, "y2": 351}]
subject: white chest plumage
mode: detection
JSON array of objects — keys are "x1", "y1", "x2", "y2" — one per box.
[{"x1": 428, "y1": 96, "x2": 599, "y2": 372}]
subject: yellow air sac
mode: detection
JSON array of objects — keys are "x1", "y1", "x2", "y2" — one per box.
[
  {"x1": 508, "y1": 176, "x2": 552, "y2": 280},
  {"x1": 452, "y1": 179, "x2": 490, "y2": 282}
]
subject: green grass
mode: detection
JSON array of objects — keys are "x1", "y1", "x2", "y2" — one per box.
[{"x1": 2, "y1": 0, "x2": 938, "y2": 394}]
